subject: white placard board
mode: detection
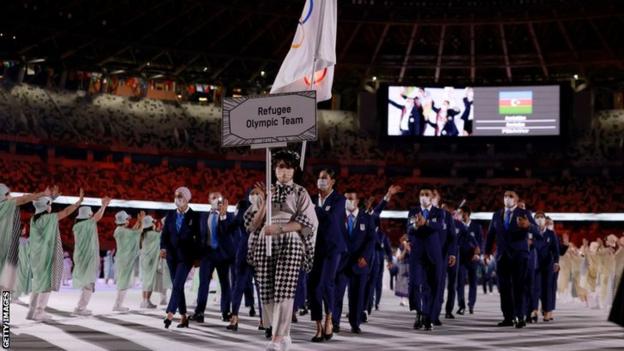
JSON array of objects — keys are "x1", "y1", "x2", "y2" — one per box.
[{"x1": 221, "y1": 91, "x2": 317, "y2": 148}]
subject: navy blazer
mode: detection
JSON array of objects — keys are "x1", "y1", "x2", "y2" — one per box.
[
  {"x1": 375, "y1": 230, "x2": 394, "y2": 263},
  {"x1": 199, "y1": 211, "x2": 235, "y2": 262},
  {"x1": 368, "y1": 199, "x2": 388, "y2": 230},
  {"x1": 485, "y1": 207, "x2": 537, "y2": 260},
  {"x1": 533, "y1": 228, "x2": 560, "y2": 267},
  {"x1": 230, "y1": 207, "x2": 250, "y2": 269},
  {"x1": 406, "y1": 206, "x2": 444, "y2": 265},
  {"x1": 456, "y1": 219, "x2": 480, "y2": 264},
  {"x1": 160, "y1": 208, "x2": 202, "y2": 263},
  {"x1": 339, "y1": 210, "x2": 376, "y2": 275},
  {"x1": 440, "y1": 208, "x2": 458, "y2": 258},
  {"x1": 314, "y1": 191, "x2": 348, "y2": 257}
]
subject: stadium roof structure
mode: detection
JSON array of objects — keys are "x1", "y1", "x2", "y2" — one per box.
[{"x1": 2, "y1": 0, "x2": 624, "y2": 92}]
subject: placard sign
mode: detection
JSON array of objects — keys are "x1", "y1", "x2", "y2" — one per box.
[{"x1": 222, "y1": 91, "x2": 317, "y2": 148}]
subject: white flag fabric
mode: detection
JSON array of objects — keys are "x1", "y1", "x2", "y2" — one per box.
[{"x1": 270, "y1": 0, "x2": 337, "y2": 102}]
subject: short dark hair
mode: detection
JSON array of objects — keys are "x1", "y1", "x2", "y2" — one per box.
[
  {"x1": 318, "y1": 168, "x2": 337, "y2": 180},
  {"x1": 344, "y1": 188, "x2": 357, "y2": 195},
  {"x1": 459, "y1": 205, "x2": 472, "y2": 215},
  {"x1": 272, "y1": 149, "x2": 300, "y2": 169}
]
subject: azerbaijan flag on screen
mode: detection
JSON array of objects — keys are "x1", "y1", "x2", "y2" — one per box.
[{"x1": 499, "y1": 91, "x2": 533, "y2": 115}]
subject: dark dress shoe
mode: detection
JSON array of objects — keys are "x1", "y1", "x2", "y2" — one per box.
[
  {"x1": 189, "y1": 314, "x2": 204, "y2": 323},
  {"x1": 445, "y1": 313, "x2": 455, "y2": 319},
  {"x1": 351, "y1": 327, "x2": 362, "y2": 334},
  {"x1": 249, "y1": 307, "x2": 256, "y2": 317},
  {"x1": 265, "y1": 327, "x2": 272, "y2": 339},
  {"x1": 311, "y1": 328, "x2": 325, "y2": 342},
  {"x1": 433, "y1": 319, "x2": 442, "y2": 326},
  {"x1": 258, "y1": 324, "x2": 266, "y2": 330},
  {"x1": 497, "y1": 320, "x2": 515, "y2": 327},
  {"x1": 292, "y1": 314, "x2": 298, "y2": 323},
  {"x1": 361, "y1": 312, "x2": 368, "y2": 323},
  {"x1": 469, "y1": 307, "x2": 474, "y2": 314},
  {"x1": 413, "y1": 314, "x2": 423, "y2": 330},
  {"x1": 226, "y1": 323, "x2": 238, "y2": 331},
  {"x1": 163, "y1": 318, "x2": 172, "y2": 329},
  {"x1": 324, "y1": 330, "x2": 333, "y2": 341},
  {"x1": 177, "y1": 318, "x2": 189, "y2": 328},
  {"x1": 375, "y1": 305, "x2": 379, "y2": 311},
  {"x1": 299, "y1": 309, "x2": 309, "y2": 316},
  {"x1": 515, "y1": 320, "x2": 527, "y2": 328},
  {"x1": 457, "y1": 307, "x2": 465, "y2": 315},
  {"x1": 334, "y1": 325, "x2": 341, "y2": 333},
  {"x1": 423, "y1": 319, "x2": 433, "y2": 331},
  {"x1": 525, "y1": 316, "x2": 533, "y2": 324}
]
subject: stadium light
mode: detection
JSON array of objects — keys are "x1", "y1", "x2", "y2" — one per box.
[{"x1": 11, "y1": 193, "x2": 624, "y2": 222}]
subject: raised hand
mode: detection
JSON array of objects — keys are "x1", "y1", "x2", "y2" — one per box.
[
  {"x1": 77, "y1": 188, "x2": 84, "y2": 204},
  {"x1": 387, "y1": 184, "x2": 402, "y2": 196},
  {"x1": 102, "y1": 196, "x2": 112, "y2": 207},
  {"x1": 219, "y1": 199, "x2": 229, "y2": 217},
  {"x1": 51, "y1": 185, "x2": 60, "y2": 198}
]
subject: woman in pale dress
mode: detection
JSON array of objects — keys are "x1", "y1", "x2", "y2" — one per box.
[{"x1": 246, "y1": 150, "x2": 318, "y2": 351}]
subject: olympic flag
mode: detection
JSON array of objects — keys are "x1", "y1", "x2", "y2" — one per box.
[{"x1": 270, "y1": 0, "x2": 337, "y2": 102}]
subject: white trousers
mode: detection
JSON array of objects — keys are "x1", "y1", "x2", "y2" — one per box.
[{"x1": 263, "y1": 299, "x2": 294, "y2": 337}]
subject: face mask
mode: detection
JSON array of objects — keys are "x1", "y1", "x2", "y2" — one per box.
[
  {"x1": 536, "y1": 218, "x2": 546, "y2": 227},
  {"x1": 175, "y1": 197, "x2": 186, "y2": 209},
  {"x1": 420, "y1": 196, "x2": 431, "y2": 208},
  {"x1": 210, "y1": 198, "x2": 221, "y2": 211},
  {"x1": 317, "y1": 179, "x2": 329, "y2": 191},
  {"x1": 249, "y1": 194, "x2": 259, "y2": 208},
  {"x1": 503, "y1": 197, "x2": 516, "y2": 208},
  {"x1": 346, "y1": 199, "x2": 357, "y2": 212},
  {"x1": 276, "y1": 167, "x2": 294, "y2": 182}
]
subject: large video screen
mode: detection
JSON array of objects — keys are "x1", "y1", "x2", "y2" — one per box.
[{"x1": 386, "y1": 85, "x2": 560, "y2": 137}]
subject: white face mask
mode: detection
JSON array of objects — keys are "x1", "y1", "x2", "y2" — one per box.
[
  {"x1": 420, "y1": 196, "x2": 431, "y2": 208},
  {"x1": 346, "y1": 199, "x2": 357, "y2": 212},
  {"x1": 503, "y1": 197, "x2": 516, "y2": 208},
  {"x1": 248, "y1": 194, "x2": 259, "y2": 208},
  {"x1": 276, "y1": 167, "x2": 294, "y2": 183},
  {"x1": 536, "y1": 218, "x2": 546, "y2": 227},
  {"x1": 317, "y1": 179, "x2": 329, "y2": 191},
  {"x1": 175, "y1": 197, "x2": 187, "y2": 209}
]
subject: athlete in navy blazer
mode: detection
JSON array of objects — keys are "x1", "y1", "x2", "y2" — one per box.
[
  {"x1": 309, "y1": 169, "x2": 346, "y2": 342},
  {"x1": 485, "y1": 191, "x2": 538, "y2": 328},
  {"x1": 456, "y1": 205, "x2": 483, "y2": 315},
  {"x1": 407, "y1": 188, "x2": 445, "y2": 331},
  {"x1": 192, "y1": 192, "x2": 235, "y2": 323},
  {"x1": 333, "y1": 190, "x2": 376, "y2": 334},
  {"x1": 161, "y1": 187, "x2": 202, "y2": 328}
]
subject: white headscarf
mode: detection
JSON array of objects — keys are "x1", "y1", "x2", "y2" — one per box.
[
  {"x1": 0, "y1": 183, "x2": 9, "y2": 202},
  {"x1": 175, "y1": 186, "x2": 192, "y2": 202},
  {"x1": 76, "y1": 206, "x2": 93, "y2": 220},
  {"x1": 33, "y1": 197, "x2": 52, "y2": 215},
  {"x1": 115, "y1": 210, "x2": 131, "y2": 225},
  {"x1": 142, "y1": 215, "x2": 154, "y2": 229}
]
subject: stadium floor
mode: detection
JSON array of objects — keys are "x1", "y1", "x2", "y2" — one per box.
[{"x1": 7, "y1": 283, "x2": 624, "y2": 351}]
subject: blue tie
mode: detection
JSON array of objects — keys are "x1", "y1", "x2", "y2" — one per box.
[
  {"x1": 176, "y1": 212, "x2": 184, "y2": 233},
  {"x1": 422, "y1": 209, "x2": 429, "y2": 219},
  {"x1": 348, "y1": 214, "x2": 355, "y2": 237},
  {"x1": 504, "y1": 210, "x2": 512, "y2": 230},
  {"x1": 210, "y1": 213, "x2": 219, "y2": 249}
]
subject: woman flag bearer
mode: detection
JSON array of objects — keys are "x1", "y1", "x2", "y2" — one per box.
[
  {"x1": 246, "y1": 150, "x2": 318, "y2": 351},
  {"x1": 72, "y1": 197, "x2": 111, "y2": 316}
]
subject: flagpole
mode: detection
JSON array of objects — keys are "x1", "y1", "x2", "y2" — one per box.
[
  {"x1": 300, "y1": 0, "x2": 327, "y2": 170},
  {"x1": 266, "y1": 148, "x2": 272, "y2": 257}
]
